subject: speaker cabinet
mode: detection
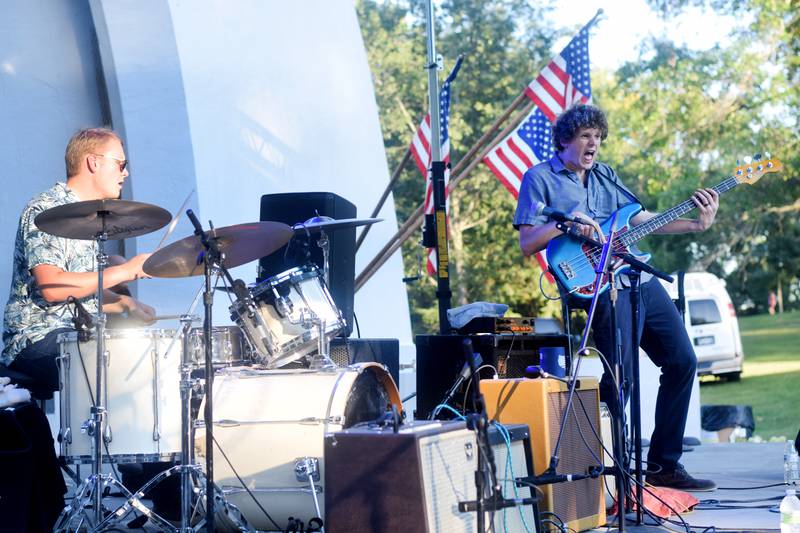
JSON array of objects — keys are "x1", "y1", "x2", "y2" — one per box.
[
  {"x1": 259, "y1": 192, "x2": 356, "y2": 336},
  {"x1": 324, "y1": 421, "x2": 537, "y2": 533},
  {"x1": 415, "y1": 334, "x2": 570, "y2": 420},
  {"x1": 481, "y1": 378, "x2": 606, "y2": 532},
  {"x1": 329, "y1": 337, "x2": 400, "y2": 385}
]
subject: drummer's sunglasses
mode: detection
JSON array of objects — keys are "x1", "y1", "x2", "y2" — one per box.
[{"x1": 93, "y1": 154, "x2": 129, "y2": 172}]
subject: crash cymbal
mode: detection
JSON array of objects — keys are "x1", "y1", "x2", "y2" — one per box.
[
  {"x1": 292, "y1": 216, "x2": 383, "y2": 234},
  {"x1": 34, "y1": 199, "x2": 171, "y2": 241},
  {"x1": 143, "y1": 221, "x2": 293, "y2": 278}
]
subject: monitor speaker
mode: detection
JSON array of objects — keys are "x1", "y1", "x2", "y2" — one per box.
[
  {"x1": 481, "y1": 378, "x2": 606, "y2": 532},
  {"x1": 259, "y1": 192, "x2": 356, "y2": 336},
  {"x1": 324, "y1": 421, "x2": 537, "y2": 533},
  {"x1": 329, "y1": 337, "x2": 400, "y2": 385}
]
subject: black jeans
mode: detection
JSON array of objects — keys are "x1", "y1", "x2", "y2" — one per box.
[
  {"x1": 588, "y1": 279, "x2": 696, "y2": 473},
  {"x1": 9, "y1": 328, "x2": 73, "y2": 393}
]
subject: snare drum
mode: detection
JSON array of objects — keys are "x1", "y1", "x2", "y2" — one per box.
[
  {"x1": 195, "y1": 363, "x2": 401, "y2": 530},
  {"x1": 57, "y1": 329, "x2": 182, "y2": 464},
  {"x1": 188, "y1": 326, "x2": 250, "y2": 367},
  {"x1": 229, "y1": 264, "x2": 344, "y2": 368}
]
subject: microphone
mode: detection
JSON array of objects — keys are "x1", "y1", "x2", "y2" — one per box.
[
  {"x1": 535, "y1": 202, "x2": 590, "y2": 225},
  {"x1": 433, "y1": 350, "x2": 483, "y2": 417},
  {"x1": 67, "y1": 296, "x2": 94, "y2": 341},
  {"x1": 186, "y1": 209, "x2": 204, "y2": 236}
]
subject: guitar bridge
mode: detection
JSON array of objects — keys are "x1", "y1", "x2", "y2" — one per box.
[{"x1": 558, "y1": 261, "x2": 576, "y2": 280}]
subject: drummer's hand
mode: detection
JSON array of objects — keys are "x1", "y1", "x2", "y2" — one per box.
[
  {"x1": 125, "y1": 253, "x2": 152, "y2": 281},
  {"x1": 567, "y1": 212, "x2": 605, "y2": 243},
  {"x1": 125, "y1": 297, "x2": 156, "y2": 325}
]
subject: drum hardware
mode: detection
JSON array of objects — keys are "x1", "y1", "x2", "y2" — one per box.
[
  {"x1": 46, "y1": 200, "x2": 169, "y2": 531},
  {"x1": 294, "y1": 457, "x2": 323, "y2": 525}
]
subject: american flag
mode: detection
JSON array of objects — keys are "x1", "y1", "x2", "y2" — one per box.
[
  {"x1": 409, "y1": 56, "x2": 463, "y2": 274},
  {"x1": 483, "y1": 24, "x2": 592, "y2": 282}
]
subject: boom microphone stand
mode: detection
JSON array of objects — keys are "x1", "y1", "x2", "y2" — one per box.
[
  {"x1": 458, "y1": 339, "x2": 538, "y2": 529},
  {"x1": 553, "y1": 221, "x2": 675, "y2": 527}
]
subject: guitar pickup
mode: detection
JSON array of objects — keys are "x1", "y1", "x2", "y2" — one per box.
[{"x1": 558, "y1": 261, "x2": 576, "y2": 280}]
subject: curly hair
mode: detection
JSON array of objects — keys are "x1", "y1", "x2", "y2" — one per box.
[
  {"x1": 65, "y1": 127, "x2": 122, "y2": 177},
  {"x1": 552, "y1": 104, "x2": 608, "y2": 152}
]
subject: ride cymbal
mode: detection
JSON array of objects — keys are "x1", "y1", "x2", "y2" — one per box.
[
  {"x1": 143, "y1": 221, "x2": 293, "y2": 278},
  {"x1": 34, "y1": 199, "x2": 171, "y2": 241}
]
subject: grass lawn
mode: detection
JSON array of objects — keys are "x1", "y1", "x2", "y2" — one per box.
[{"x1": 699, "y1": 311, "x2": 800, "y2": 440}]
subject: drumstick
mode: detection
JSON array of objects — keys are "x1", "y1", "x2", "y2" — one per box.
[
  {"x1": 154, "y1": 189, "x2": 195, "y2": 252},
  {"x1": 153, "y1": 314, "x2": 190, "y2": 321}
]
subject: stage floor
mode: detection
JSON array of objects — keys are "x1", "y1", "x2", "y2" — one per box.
[
  {"x1": 597, "y1": 441, "x2": 785, "y2": 532},
  {"x1": 58, "y1": 441, "x2": 786, "y2": 531}
]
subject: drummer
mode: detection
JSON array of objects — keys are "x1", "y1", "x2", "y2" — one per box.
[{"x1": 1, "y1": 127, "x2": 156, "y2": 392}]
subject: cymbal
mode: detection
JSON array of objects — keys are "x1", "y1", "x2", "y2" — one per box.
[
  {"x1": 34, "y1": 199, "x2": 171, "y2": 241},
  {"x1": 292, "y1": 216, "x2": 383, "y2": 234},
  {"x1": 143, "y1": 221, "x2": 293, "y2": 278}
]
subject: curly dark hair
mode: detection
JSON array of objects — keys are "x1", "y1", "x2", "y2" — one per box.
[{"x1": 552, "y1": 104, "x2": 608, "y2": 152}]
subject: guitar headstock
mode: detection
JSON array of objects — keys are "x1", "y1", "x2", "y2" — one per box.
[{"x1": 732, "y1": 154, "x2": 783, "y2": 185}]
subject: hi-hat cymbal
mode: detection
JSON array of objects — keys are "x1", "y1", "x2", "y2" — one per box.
[
  {"x1": 292, "y1": 216, "x2": 383, "y2": 234},
  {"x1": 34, "y1": 199, "x2": 171, "y2": 241},
  {"x1": 143, "y1": 221, "x2": 293, "y2": 278}
]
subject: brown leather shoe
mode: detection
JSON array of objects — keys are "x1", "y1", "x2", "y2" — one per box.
[{"x1": 647, "y1": 465, "x2": 717, "y2": 492}]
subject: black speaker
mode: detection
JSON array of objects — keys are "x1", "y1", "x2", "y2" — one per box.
[
  {"x1": 329, "y1": 338, "x2": 400, "y2": 386},
  {"x1": 259, "y1": 192, "x2": 356, "y2": 336},
  {"x1": 415, "y1": 333, "x2": 570, "y2": 419}
]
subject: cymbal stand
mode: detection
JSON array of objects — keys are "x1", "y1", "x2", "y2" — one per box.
[
  {"x1": 184, "y1": 209, "x2": 254, "y2": 532},
  {"x1": 316, "y1": 229, "x2": 330, "y2": 287},
  {"x1": 55, "y1": 212, "x2": 125, "y2": 531}
]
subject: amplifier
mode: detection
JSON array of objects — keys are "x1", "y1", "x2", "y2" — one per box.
[
  {"x1": 324, "y1": 421, "x2": 537, "y2": 533},
  {"x1": 458, "y1": 317, "x2": 536, "y2": 334},
  {"x1": 481, "y1": 378, "x2": 606, "y2": 532},
  {"x1": 415, "y1": 334, "x2": 570, "y2": 420}
]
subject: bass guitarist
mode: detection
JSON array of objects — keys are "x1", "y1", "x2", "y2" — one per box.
[{"x1": 514, "y1": 104, "x2": 717, "y2": 492}]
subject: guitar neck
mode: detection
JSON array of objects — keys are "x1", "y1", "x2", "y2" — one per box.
[{"x1": 620, "y1": 176, "x2": 739, "y2": 245}]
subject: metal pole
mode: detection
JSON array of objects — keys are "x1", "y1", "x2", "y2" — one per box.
[{"x1": 424, "y1": 0, "x2": 452, "y2": 333}]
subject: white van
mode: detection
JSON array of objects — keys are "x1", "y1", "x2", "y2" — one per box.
[{"x1": 659, "y1": 272, "x2": 745, "y2": 380}]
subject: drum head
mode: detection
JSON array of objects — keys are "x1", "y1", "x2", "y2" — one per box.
[{"x1": 342, "y1": 366, "x2": 399, "y2": 428}]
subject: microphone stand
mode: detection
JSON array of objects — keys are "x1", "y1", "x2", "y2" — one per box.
[
  {"x1": 184, "y1": 209, "x2": 246, "y2": 532},
  {"x1": 554, "y1": 222, "x2": 675, "y2": 525},
  {"x1": 516, "y1": 214, "x2": 619, "y2": 518},
  {"x1": 457, "y1": 340, "x2": 538, "y2": 529}
]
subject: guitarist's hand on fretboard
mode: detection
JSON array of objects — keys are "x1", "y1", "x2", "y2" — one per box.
[{"x1": 690, "y1": 188, "x2": 720, "y2": 231}]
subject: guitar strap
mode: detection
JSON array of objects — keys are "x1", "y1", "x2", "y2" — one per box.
[{"x1": 596, "y1": 171, "x2": 647, "y2": 211}]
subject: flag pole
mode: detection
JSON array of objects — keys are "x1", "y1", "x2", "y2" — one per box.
[
  {"x1": 422, "y1": 0, "x2": 452, "y2": 334},
  {"x1": 354, "y1": 98, "x2": 533, "y2": 292}
]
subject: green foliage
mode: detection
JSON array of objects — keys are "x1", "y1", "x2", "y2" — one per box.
[{"x1": 357, "y1": 0, "x2": 800, "y2": 335}]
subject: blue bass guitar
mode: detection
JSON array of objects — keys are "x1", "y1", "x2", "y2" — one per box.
[{"x1": 545, "y1": 157, "x2": 782, "y2": 298}]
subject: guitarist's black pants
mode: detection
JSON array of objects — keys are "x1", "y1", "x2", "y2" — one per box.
[{"x1": 586, "y1": 278, "x2": 697, "y2": 473}]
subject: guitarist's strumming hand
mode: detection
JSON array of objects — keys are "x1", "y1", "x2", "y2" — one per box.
[
  {"x1": 691, "y1": 188, "x2": 719, "y2": 231},
  {"x1": 567, "y1": 211, "x2": 606, "y2": 243}
]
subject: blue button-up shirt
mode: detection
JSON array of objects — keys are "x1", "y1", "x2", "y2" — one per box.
[{"x1": 514, "y1": 154, "x2": 639, "y2": 229}]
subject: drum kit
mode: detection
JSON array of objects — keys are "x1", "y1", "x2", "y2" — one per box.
[{"x1": 34, "y1": 198, "x2": 402, "y2": 532}]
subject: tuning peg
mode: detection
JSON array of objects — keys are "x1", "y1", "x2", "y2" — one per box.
[
  {"x1": 754, "y1": 153, "x2": 762, "y2": 161},
  {"x1": 744, "y1": 155, "x2": 752, "y2": 164},
  {"x1": 765, "y1": 151, "x2": 771, "y2": 159},
  {"x1": 736, "y1": 159, "x2": 741, "y2": 166}
]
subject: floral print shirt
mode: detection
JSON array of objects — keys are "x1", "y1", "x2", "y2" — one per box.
[{"x1": 2, "y1": 182, "x2": 97, "y2": 365}]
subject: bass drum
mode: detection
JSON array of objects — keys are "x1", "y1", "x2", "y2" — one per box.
[{"x1": 195, "y1": 363, "x2": 401, "y2": 531}]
